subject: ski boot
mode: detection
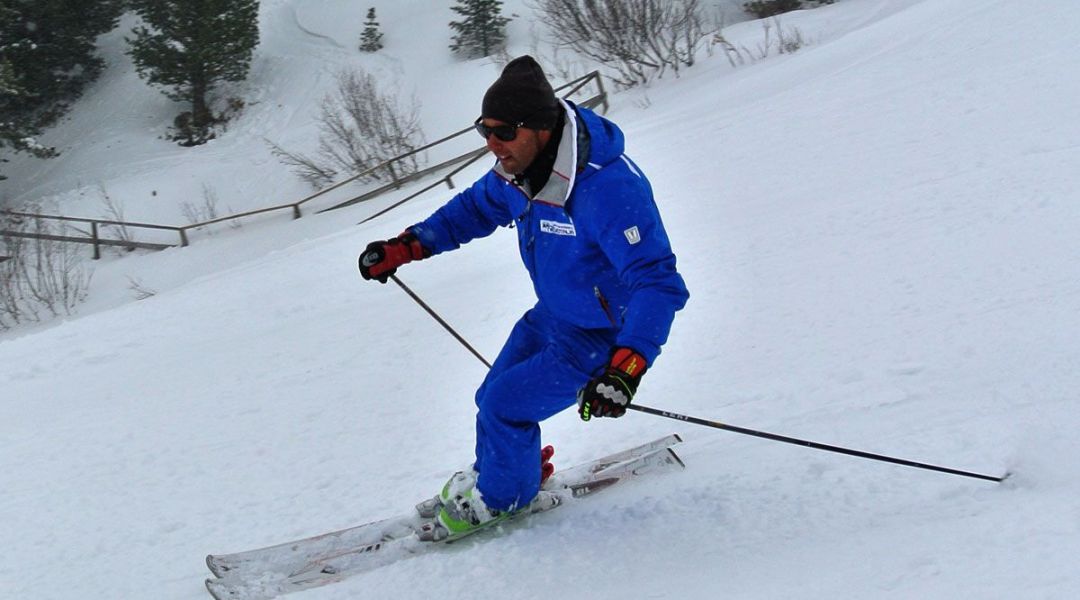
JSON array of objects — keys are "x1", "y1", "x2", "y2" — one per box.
[
  {"x1": 417, "y1": 445, "x2": 557, "y2": 542},
  {"x1": 417, "y1": 469, "x2": 510, "y2": 542}
]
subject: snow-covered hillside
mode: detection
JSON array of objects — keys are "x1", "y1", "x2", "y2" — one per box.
[{"x1": 3, "y1": 1, "x2": 1080, "y2": 599}]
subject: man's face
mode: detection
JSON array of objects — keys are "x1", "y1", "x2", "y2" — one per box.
[{"x1": 480, "y1": 118, "x2": 552, "y2": 175}]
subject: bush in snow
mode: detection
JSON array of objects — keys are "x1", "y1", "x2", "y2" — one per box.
[
  {"x1": 712, "y1": 17, "x2": 807, "y2": 67},
  {"x1": 531, "y1": 0, "x2": 707, "y2": 89},
  {"x1": 0, "y1": 212, "x2": 93, "y2": 331},
  {"x1": 269, "y1": 68, "x2": 425, "y2": 189}
]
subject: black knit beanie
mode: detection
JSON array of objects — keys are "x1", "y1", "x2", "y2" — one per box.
[{"x1": 482, "y1": 56, "x2": 559, "y2": 130}]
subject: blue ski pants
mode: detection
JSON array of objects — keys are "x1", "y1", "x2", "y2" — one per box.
[{"x1": 473, "y1": 306, "x2": 616, "y2": 511}]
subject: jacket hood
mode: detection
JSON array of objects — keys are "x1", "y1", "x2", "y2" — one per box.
[{"x1": 574, "y1": 102, "x2": 625, "y2": 170}]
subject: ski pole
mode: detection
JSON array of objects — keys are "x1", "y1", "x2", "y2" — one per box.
[
  {"x1": 627, "y1": 404, "x2": 1009, "y2": 483},
  {"x1": 389, "y1": 275, "x2": 1009, "y2": 484},
  {"x1": 389, "y1": 274, "x2": 492, "y2": 369}
]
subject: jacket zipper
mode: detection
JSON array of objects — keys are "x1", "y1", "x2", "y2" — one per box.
[
  {"x1": 594, "y1": 286, "x2": 618, "y2": 328},
  {"x1": 517, "y1": 201, "x2": 536, "y2": 272}
]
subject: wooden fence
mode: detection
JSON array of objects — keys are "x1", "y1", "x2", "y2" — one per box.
[
  {"x1": 0, "y1": 211, "x2": 181, "y2": 260},
  {"x1": 0, "y1": 71, "x2": 608, "y2": 259}
]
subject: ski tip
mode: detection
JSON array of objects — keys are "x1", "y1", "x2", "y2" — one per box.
[
  {"x1": 666, "y1": 447, "x2": 686, "y2": 469},
  {"x1": 206, "y1": 554, "x2": 224, "y2": 578},
  {"x1": 672, "y1": 432, "x2": 684, "y2": 444},
  {"x1": 205, "y1": 577, "x2": 241, "y2": 600},
  {"x1": 205, "y1": 578, "x2": 224, "y2": 600}
]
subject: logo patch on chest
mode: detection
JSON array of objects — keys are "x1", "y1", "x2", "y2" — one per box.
[
  {"x1": 540, "y1": 220, "x2": 577, "y2": 236},
  {"x1": 623, "y1": 226, "x2": 641, "y2": 245}
]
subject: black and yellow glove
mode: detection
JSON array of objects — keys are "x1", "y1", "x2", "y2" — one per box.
[{"x1": 577, "y1": 347, "x2": 648, "y2": 421}]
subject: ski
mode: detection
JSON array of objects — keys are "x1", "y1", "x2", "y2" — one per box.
[
  {"x1": 207, "y1": 446, "x2": 684, "y2": 600},
  {"x1": 205, "y1": 435, "x2": 683, "y2": 600},
  {"x1": 205, "y1": 433, "x2": 681, "y2": 580}
]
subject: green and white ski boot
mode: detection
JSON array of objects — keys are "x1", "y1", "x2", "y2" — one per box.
[
  {"x1": 418, "y1": 469, "x2": 510, "y2": 542},
  {"x1": 417, "y1": 446, "x2": 558, "y2": 542}
]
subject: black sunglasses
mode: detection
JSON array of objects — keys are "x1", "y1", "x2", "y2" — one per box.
[{"x1": 474, "y1": 116, "x2": 527, "y2": 142}]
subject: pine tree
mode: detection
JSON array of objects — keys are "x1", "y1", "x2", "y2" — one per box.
[
  {"x1": 127, "y1": 0, "x2": 260, "y2": 144},
  {"x1": 1, "y1": 59, "x2": 58, "y2": 180},
  {"x1": 743, "y1": 0, "x2": 803, "y2": 18},
  {"x1": 449, "y1": 0, "x2": 511, "y2": 59},
  {"x1": 359, "y1": 8, "x2": 384, "y2": 53},
  {"x1": 0, "y1": 0, "x2": 91, "y2": 179},
  {"x1": 0, "y1": 0, "x2": 123, "y2": 129}
]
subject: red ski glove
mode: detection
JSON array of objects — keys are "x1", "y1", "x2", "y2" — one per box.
[
  {"x1": 577, "y1": 347, "x2": 648, "y2": 421},
  {"x1": 358, "y1": 231, "x2": 430, "y2": 283}
]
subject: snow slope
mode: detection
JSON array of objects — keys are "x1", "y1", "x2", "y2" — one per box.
[{"x1": 3, "y1": 0, "x2": 1080, "y2": 599}]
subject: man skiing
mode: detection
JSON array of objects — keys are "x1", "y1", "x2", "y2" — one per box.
[{"x1": 358, "y1": 56, "x2": 689, "y2": 539}]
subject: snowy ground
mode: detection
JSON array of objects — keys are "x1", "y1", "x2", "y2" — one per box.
[{"x1": 3, "y1": 0, "x2": 1080, "y2": 598}]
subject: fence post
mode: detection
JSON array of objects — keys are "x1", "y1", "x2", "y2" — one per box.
[
  {"x1": 387, "y1": 161, "x2": 400, "y2": 189},
  {"x1": 292, "y1": 204, "x2": 302, "y2": 219},
  {"x1": 91, "y1": 222, "x2": 101, "y2": 260},
  {"x1": 593, "y1": 72, "x2": 610, "y2": 114},
  {"x1": 179, "y1": 228, "x2": 189, "y2": 247}
]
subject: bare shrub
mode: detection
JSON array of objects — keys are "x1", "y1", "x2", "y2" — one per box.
[
  {"x1": 180, "y1": 196, "x2": 216, "y2": 226},
  {"x1": 531, "y1": 0, "x2": 708, "y2": 89},
  {"x1": 1, "y1": 213, "x2": 93, "y2": 331},
  {"x1": 526, "y1": 25, "x2": 590, "y2": 84},
  {"x1": 268, "y1": 142, "x2": 336, "y2": 189},
  {"x1": 711, "y1": 31, "x2": 747, "y2": 68},
  {"x1": 270, "y1": 68, "x2": 425, "y2": 189},
  {"x1": 126, "y1": 276, "x2": 157, "y2": 301},
  {"x1": 180, "y1": 184, "x2": 240, "y2": 235},
  {"x1": 773, "y1": 21, "x2": 806, "y2": 54},
  {"x1": 750, "y1": 18, "x2": 805, "y2": 57},
  {"x1": 712, "y1": 18, "x2": 807, "y2": 65},
  {"x1": 97, "y1": 183, "x2": 134, "y2": 252}
]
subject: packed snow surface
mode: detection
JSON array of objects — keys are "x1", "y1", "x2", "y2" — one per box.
[{"x1": 2, "y1": 1, "x2": 1079, "y2": 598}]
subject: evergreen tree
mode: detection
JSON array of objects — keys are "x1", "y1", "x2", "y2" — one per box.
[
  {"x1": 449, "y1": 0, "x2": 511, "y2": 59},
  {"x1": 359, "y1": 8, "x2": 384, "y2": 53},
  {"x1": 1, "y1": 59, "x2": 58, "y2": 180},
  {"x1": 0, "y1": 0, "x2": 123, "y2": 122},
  {"x1": 127, "y1": 0, "x2": 260, "y2": 143},
  {"x1": 0, "y1": 0, "x2": 123, "y2": 136},
  {"x1": 743, "y1": 0, "x2": 803, "y2": 18}
]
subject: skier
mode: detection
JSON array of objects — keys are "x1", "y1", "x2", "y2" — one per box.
[{"x1": 358, "y1": 56, "x2": 689, "y2": 539}]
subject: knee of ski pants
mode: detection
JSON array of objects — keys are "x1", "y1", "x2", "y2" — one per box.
[{"x1": 474, "y1": 311, "x2": 615, "y2": 424}]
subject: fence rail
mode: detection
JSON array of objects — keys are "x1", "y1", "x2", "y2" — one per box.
[
  {"x1": 1, "y1": 71, "x2": 608, "y2": 259},
  {"x1": 0, "y1": 209, "x2": 186, "y2": 259}
]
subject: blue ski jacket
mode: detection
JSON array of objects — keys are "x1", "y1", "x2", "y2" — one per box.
[{"x1": 410, "y1": 102, "x2": 688, "y2": 363}]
